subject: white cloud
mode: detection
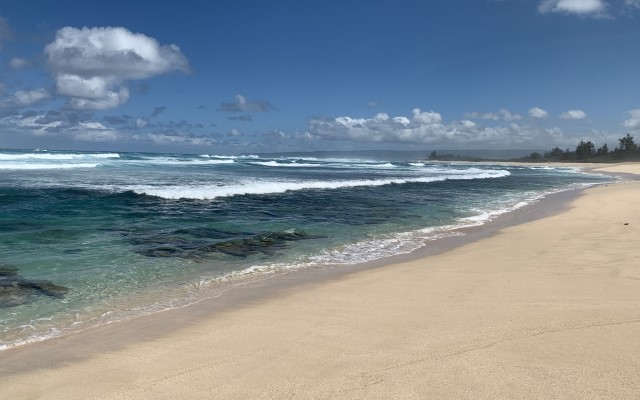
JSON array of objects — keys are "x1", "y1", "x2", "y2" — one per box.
[
  {"x1": 133, "y1": 132, "x2": 217, "y2": 146},
  {"x1": 67, "y1": 87, "x2": 130, "y2": 110},
  {"x1": 412, "y1": 108, "x2": 442, "y2": 124},
  {"x1": 218, "y1": 94, "x2": 276, "y2": 112},
  {"x1": 465, "y1": 109, "x2": 521, "y2": 121},
  {"x1": 529, "y1": 107, "x2": 549, "y2": 118},
  {"x1": 0, "y1": 114, "x2": 47, "y2": 133},
  {"x1": 560, "y1": 109, "x2": 587, "y2": 119},
  {"x1": 0, "y1": 112, "x2": 120, "y2": 141},
  {"x1": 45, "y1": 26, "x2": 190, "y2": 110},
  {"x1": 135, "y1": 118, "x2": 149, "y2": 129},
  {"x1": 499, "y1": 109, "x2": 522, "y2": 121},
  {"x1": 308, "y1": 109, "x2": 549, "y2": 147},
  {"x1": 1, "y1": 88, "x2": 50, "y2": 107},
  {"x1": 623, "y1": 109, "x2": 640, "y2": 129},
  {"x1": 539, "y1": 0, "x2": 607, "y2": 15},
  {"x1": 465, "y1": 112, "x2": 499, "y2": 121},
  {"x1": 9, "y1": 58, "x2": 29, "y2": 69},
  {"x1": 73, "y1": 122, "x2": 120, "y2": 142},
  {"x1": 13, "y1": 88, "x2": 50, "y2": 106},
  {"x1": 228, "y1": 128, "x2": 243, "y2": 137}
]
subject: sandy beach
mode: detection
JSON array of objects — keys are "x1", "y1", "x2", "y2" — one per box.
[{"x1": 1, "y1": 163, "x2": 640, "y2": 399}]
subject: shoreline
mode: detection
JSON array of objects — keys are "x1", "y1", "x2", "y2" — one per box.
[
  {"x1": 0, "y1": 162, "x2": 602, "y2": 353},
  {"x1": 1, "y1": 163, "x2": 639, "y2": 398},
  {"x1": 0, "y1": 163, "x2": 610, "y2": 354}
]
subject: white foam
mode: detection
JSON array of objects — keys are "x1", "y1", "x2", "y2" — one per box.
[
  {"x1": 210, "y1": 154, "x2": 259, "y2": 159},
  {"x1": 250, "y1": 161, "x2": 318, "y2": 167},
  {"x1": 126, "y1": 169, "x2": 510, "y2": 200},
  {"x1": 134, "y1": 157, "x2": 234, "y2": 165},
  {"x1": 0, "y1": 163, "x2": 100, "y2": 170},
  {"x1": 202, "y1": 159, "x2": 234, "y2": 165},
  {"x1": 375, "y1": 162, "x2": 396, "y2": 168},
  {"x1": 0, "y1": 153, "x2": 119, "y2": 160}
]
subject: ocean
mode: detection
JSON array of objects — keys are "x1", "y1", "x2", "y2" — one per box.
[{"x1": 0, "y1": 149, "x2": 612, "y2": 349}]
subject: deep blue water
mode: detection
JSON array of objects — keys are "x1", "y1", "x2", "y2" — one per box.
[{"x1": 0, "y1": 150, "x2": 612, "y2": 348}]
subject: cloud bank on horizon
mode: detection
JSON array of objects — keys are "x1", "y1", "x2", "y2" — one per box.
[{"x1": 0, "y1": 0, "x2": 638, "y2": 153}]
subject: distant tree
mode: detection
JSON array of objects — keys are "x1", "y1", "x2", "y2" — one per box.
[
  {"x1": 596, "y1": 143, "x2": 609, "y2": 156},
  {"x1": 543, "y1": 147, "x2": 564, "y2": 160},
  {"x1": 563, "y1": 148, "x2": 575, "y2": 160},
  {"x1": 528, "y1": 152, "x2": 542, "y2": 160},
  {"x1": 575, "y1": 139, "x2": 595, "y2": 160},
  {"x1": 618, "y1": 133, "x2": 637, "y2": 153},
  {"x1": 428, "y1": 150, "x2": 438, "y2": 160}
]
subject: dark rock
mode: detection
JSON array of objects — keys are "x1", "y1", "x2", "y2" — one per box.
[
  {"x1": 136, "y1": 229, "x2": 325, "y2": 260},
  {"x1": 0, "y1": 264, "x2": 69, "y2": 308}
]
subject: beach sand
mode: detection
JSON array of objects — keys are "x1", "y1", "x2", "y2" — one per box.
[{"x1": 1, "y1": 163, "x2": 640, "y2": 399}]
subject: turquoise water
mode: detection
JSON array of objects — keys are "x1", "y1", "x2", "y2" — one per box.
[{"x1": 0, "y1": 150, "x2": 612, "y2": 348}]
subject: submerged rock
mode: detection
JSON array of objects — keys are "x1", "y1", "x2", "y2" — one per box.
[
  {"x1": 135, "y1": 229, "x2": 325, "y2": 260},
  {"x1": 0, "y1": 264, "x2": 69, "y2": 308}
]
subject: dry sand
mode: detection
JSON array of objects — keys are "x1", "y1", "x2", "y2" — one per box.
[{"x1": 1, "y1": 164, "x2": 640, "y2": 399}]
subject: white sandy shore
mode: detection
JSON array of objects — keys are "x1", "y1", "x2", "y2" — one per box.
[{"x1": 1, "y1": 163, "x2": 640, "y2": 399}]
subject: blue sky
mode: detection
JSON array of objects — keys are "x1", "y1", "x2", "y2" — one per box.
[{"x1": 0, "y1": 0, "x2": 639, "y2": 154}]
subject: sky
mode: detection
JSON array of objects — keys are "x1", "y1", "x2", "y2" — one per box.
[{"x1": 0, "y1": 0, "x2": 639, "y2": 154}]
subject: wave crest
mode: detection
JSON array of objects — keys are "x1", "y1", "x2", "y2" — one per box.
[{"x1": 127, "y1": 169, "x2": 510, "y2": 200}]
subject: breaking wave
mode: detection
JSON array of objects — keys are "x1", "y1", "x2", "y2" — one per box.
[{"x1": 127, "y1": 169, "x2": 510, "y2": 200}]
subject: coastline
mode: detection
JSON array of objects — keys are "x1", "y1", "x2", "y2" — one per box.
[{"x1": 1, "y1": 163, "x2": 640, "y2": 399}]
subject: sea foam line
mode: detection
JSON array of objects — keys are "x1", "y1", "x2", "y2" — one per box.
[
  {"x1": 0, "y1": 153, "x2": 119, "y2": 160},
  {"x1": 249, "y1": 161, "x2": 320, "y2": 167},
  {"x1": 0, "y1": 163, "x2": 100, "y2": 170},
  {"x1": 126, "y1": 169, "x2": 510, "y2": 200}
]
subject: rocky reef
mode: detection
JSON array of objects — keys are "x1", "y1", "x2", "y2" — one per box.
[
  {"x1": 0, "y1": 265, "x2": 69, "y2": 308},
  {"x1": 133, "y1": 229, "x2": 324, "y2": 260}
]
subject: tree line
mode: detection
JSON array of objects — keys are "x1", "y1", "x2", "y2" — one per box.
[{"x1": 521, "y1": 133, "x2": 639, "y2": 162}]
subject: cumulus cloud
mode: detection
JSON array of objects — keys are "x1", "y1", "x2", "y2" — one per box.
[
  {"x1": 133, "y1": 131, "x2": 217, "y2": 146},
  {"x1": 465, "y1": 109, "x2": 522, "y2": 121},
  {"x1": 529, "y1": 107, "x2": 549, "y2": 118},
  {"x1": 135, "y1": 118, "x2": 149, "y2": 129},
  {"x1": 307, "y1": 108, "x2": 588, "y2": 148},
  {"x1": 218, "y1": 94, "x2": 276, "y2": 112},
  {"x1": 13, "y1": 88, "x2": 50, "y2": 106},
  {"x1": 623, "y1": 109, "x2": 640, "y2": 129},
  {"x1": 0, "y1": 111, "x2": 120, "y2": 141},
  {"x1": 539, "y1": 0, "x2": 607, "y2": 15},
  {"x1": 499, "y1": 109, "x2": 522, "y2": 121},
  {"x1": 1, "y1": 88, "x2": 50, "y2": 107},
  {"x1": 44, "y1": 26, "x2": 190, "y2": 110},
  {"x1": 228, "y1": 128, "x2": 243, "y2": 137},
  {"x1": 9, "y1": 58, "x2": 29, "y2": 69},
  {"x1": 309, "y1": 109, "x2": 451, "y2": 144},
  {"x1": 560, "y1": 109, "x2": 587, "y2": 119},
  {"x1": 466, "y1": 112, "x2": 499, "y2": 121}
]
